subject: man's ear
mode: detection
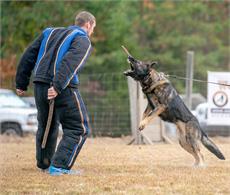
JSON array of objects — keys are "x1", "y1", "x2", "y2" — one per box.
[
  {"x1": 151, "y1": 61, "x2": 158, "y2": 68},
  {"x1": 87, "y1": 22, "x2": 91, "y2": 29}
]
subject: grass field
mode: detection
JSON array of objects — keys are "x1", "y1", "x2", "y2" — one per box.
[{"x1": 0, "y1": 135, "x2": 229, "y2": 195}]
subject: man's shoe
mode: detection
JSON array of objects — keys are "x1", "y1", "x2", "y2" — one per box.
[
  {"x1": 48, "y1": 165, "x2": 82, "y2": 176},
  {"x1": 48, "y1": 165, "x2": 67, "y2": 176}
]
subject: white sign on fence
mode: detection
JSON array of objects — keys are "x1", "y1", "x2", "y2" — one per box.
[{"x1": 207, "y1": 72, "x2": 230, "y2": 126}]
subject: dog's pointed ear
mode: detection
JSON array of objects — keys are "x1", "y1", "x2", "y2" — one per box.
[{"x1": 151, "y1": 61, "x2": 158, "y2": 68}]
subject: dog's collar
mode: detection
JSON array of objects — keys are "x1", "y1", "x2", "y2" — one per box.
[
  {"x1": 142, "y1": 70, "x2": 170, "y2": 94},
  {"x1": 142, "y1": 72, "x2": 152, "y2": 84}
]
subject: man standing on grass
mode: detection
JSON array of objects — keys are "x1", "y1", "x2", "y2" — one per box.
[{"x1": 16, "y1": 11, "x2": 96, "y2": 175}]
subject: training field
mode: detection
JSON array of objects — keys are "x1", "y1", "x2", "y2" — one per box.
[{"x1": 0, "y1": 135, "x2": 229, "y2": 195}]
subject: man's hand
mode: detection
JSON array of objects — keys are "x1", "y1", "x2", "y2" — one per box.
[
  {"x1": 16, "y1": 89, "x2": 25, "y2": 96},
  {"x1": 48, "y1": 87, "x2": 58, "y2": 100}
]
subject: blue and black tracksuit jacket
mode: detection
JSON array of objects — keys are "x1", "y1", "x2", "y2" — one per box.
[{"x1": 16, "y1": 25, "x2": 92, "y2": 93}]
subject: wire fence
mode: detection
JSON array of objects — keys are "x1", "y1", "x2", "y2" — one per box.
[
  {"x1": 0, "y1": 71, "x2": 210, "y2": 137},
  {"x1": 78, "y1": 73, "x2": 130, "y2": 137}
]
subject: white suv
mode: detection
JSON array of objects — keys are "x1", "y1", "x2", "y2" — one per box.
[{"x1": 0, "y1": 89, "x2": 37, "y2": 136}]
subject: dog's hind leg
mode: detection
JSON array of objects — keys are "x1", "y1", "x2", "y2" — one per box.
[
  {"x1": 186, "y1": 121, "x2": 206, "y2": 167},
  {"x1": 176, "y1": 121, "x2": 205, "y2": 167}
]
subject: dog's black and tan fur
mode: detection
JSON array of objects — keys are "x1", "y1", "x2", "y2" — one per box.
[{"x1": 122, "y1": 46, "x2": 225, "y2": 166}]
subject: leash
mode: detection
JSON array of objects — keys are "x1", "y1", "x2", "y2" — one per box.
[
  {"x1": 41, "y1": 83, "x2": 55, "y2": 149},
  {"x1": 165, "y1": 74, "x2": 230, "y2": 87},
  {"x1": 121, "y1": 45, "x2": 229, "y2": 87}
]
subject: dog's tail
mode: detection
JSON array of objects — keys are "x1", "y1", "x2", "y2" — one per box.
[{"x1": 201, "y1": 132, "x2": 225, "y2": 160}]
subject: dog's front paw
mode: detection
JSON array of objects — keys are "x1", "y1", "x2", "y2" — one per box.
[{"x1": 138, "y1": 122, "x2": 145, "y2": 131}]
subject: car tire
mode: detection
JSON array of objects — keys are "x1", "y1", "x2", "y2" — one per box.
[{"x1": 1, "y1": 123, "x2": 23, "y2": 137}]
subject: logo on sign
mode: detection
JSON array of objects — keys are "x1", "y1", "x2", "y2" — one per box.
[{"x1": 212, "y1": 91, "x2": 228, "y2": 107}]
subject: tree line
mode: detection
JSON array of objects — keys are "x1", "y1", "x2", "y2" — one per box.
[{"x1": 1, "y1": 0, "x2": 229, "y2": 94}]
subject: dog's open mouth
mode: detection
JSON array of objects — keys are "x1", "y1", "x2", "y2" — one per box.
[
  {"x1": 124, "y1": 57, "x2": 135, "y2": 76},
  {"x1": 128, "y1": 59, "x2": 135, "y2": 70},
  {"x1": 121, "y1": 46, "x2": 136, "y2": 76},
  {"x1": 124, "y1": 61, "x2": 134, "y2": 76}
]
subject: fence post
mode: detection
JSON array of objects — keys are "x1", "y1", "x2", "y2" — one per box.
[
  {"x1": 136, "y1": 82, "x2": 142, "y2": 144},
  {"x1": 185, "y1": 51, "x2": 194, "y2": 110},
  {"x1": 127, "y1": 78, "x2": 144, "y2": 144}
]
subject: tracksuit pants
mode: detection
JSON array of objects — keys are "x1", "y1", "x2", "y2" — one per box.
[{"x1": 34, "y1": 82, "x2": 90, "y2": 170}]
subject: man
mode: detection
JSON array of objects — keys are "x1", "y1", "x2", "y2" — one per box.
[{"x1": 16, "y1": 11, "x2": 96, "y2": 175}]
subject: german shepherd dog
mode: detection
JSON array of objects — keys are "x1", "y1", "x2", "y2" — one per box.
[{"x1": 122, "y1": 46, "x2": 225, "y2": 166}]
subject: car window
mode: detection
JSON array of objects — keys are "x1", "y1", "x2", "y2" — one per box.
[{"x1": 0, "y1": 92, "x2": 29, "y2": 108}]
